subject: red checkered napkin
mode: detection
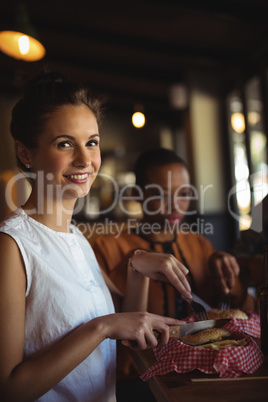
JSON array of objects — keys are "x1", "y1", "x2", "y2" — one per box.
[
  {"x1": 140, "y1": 333, "x2": 263, "y2": 381},
  {"x1": 225, "y1": 312, "x2": 261, "y2": 338},
  {"x1": 183, "y1": 311, "x2": 261, "y2": 338}
]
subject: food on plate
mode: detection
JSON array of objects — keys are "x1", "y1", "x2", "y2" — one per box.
[
  {"x1": 207, "y1": 309, "x2": 248, "y2": 320},
  {"x1": 179, "y1": 327, "x2": 248, "y2": 349},
  {"x1": 180, "y1": 327, "x2": 231, "y2": 346}
]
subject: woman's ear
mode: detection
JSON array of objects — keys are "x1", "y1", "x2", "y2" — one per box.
[{"x1": 14, "y1": 140, "x2": 32, "y2": 169}]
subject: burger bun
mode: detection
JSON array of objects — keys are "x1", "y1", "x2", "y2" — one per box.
[
  {"x1": 207, "y1": 309, "x2": 248, "y2": 320},
  {"x1": 179, "y1": 327, "x2": 231, "y2": 346}
]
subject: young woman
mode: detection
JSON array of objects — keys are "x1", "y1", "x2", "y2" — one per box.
[{"x1": 0, "y1": 71, "x2": 190, "y2": 401}]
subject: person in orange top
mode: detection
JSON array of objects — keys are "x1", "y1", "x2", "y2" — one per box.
[
  {"x1": 94, "y1": 148, "x2": 253, "y2": 315},
  {"x1": 93, "y1": 148, "x2": 254, "y2": 387}
]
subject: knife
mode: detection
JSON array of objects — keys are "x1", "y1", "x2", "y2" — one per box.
[
  {"x1": 121, "y1": 319, "x2": 230, "y2": 347},
  {"x1": 167, "y1": 318, "x2": 231, "y2": 338}
]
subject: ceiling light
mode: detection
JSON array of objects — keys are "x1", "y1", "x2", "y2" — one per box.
[
  {"x1": 132, "y1": 104, "x2": 146, "y2": 128},
  {"x1": 132, "y1": 112, "x2": 145, "y2": 128},
  {"x1": 0, "y1": 6, "x2": 46, "y2": 61}
]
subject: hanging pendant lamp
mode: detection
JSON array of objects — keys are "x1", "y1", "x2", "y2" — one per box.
[
  {"x1": 132, "y1": 104, "x2": 146, "y2": 128},
  {"x1": 0, "y1": 5, "x2": 46, "y2": 62}
]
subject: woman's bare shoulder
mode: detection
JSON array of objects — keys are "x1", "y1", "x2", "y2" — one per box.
[
  {"x1": 0, "y1": 231, "x2": 19, "y2": 250},
  {"x1": 0, "y1": 232, "x2": 26, "y2": 278}
]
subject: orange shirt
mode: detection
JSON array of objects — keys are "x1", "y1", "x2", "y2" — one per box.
[{"x1": 93, "y1": 229, "x2": 215, "y2": 316}]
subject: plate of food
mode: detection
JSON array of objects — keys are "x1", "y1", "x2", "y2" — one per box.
[{"x1": 140, "y1": 309, "x2": 263, "y2": 380}]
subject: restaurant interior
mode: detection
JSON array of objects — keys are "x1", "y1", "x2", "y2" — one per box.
[
  {"x1": 1, "y1": 2, "x2": 268, "y2": 400},
  {"x1": 1, "y1": 0, "x2": 268, "y2": 253}
]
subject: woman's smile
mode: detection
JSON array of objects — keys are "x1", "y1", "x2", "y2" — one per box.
[
  {"x1": 167, "y1": 214, "x2": 183, "y2": 225},
  {"x1": 64, "y1": 172, "x2": 91, "y2": 183}
]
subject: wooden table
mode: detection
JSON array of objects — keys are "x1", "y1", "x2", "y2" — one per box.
[{"x1": 128, "y1": 347, "x2": 268, "y2": 402}]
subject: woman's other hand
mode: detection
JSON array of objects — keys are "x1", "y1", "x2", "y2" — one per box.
[{"x1": 208, "y1": 251, "x2": 240, "y2": 294}]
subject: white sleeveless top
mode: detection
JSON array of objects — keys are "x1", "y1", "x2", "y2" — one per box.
[{"x1": 0, "y1": 208, "x2": 116, "y2": 402}]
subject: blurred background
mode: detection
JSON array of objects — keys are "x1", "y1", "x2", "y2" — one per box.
[{"x1": 1, "y1": 0, "x2": 268, "y2": 251}]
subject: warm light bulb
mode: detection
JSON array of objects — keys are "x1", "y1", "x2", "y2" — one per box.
[
  {"x1": 18, "y1": 35, "x2": 30, "y2": 54},
  {"x1": 231, "y1": 112, "x2": 245, "y2": 133},
  {"x1": 132, "y1": 112, "x2": 145, "y2": 128},
  {"x1": 0, "y1": 31, "x2": 46, "y2": 61}
]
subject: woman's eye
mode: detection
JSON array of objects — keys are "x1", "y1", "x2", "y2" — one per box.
[
  {"x1": 58, "y1": 141, "x2": 73, "y2": 148},
  {"x1": 179, "y1": 191, "x2": 191, "y2": 198},
  {"x1": 87, "y1": 139, "x2": 99, "y2": 147}
]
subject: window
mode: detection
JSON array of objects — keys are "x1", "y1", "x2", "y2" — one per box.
[{"x1": 227, "y1": 77, "x2": 268, "y2": 231}]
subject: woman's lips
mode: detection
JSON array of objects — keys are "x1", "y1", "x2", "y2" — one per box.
[
  {"x1": 167, "y1": 215, "x2": 182, "y2": 225},
  {"x1": 64, "y1": 173, "x2": 89, "y2": 183}
]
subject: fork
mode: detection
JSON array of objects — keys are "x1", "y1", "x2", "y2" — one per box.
[
  {"x1": 217, "y1": 293, "x2": 231, "y2": 310},
  {"x1": 187, "y1": 298, "x2": 209, "y2": 321}
]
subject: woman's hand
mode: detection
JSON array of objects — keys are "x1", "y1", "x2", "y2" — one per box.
[
  {"x1": 97, "y1": 311, "x2": 185, "y2": 350},
  {"x1": 208, "y1": 251, "x2": 240, "y2": 294},
  {"x1": 130, "y1": 251, "x2": 192, "y2": 300}
]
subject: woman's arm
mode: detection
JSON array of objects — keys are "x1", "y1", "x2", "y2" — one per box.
[{"x1": 0, "y1": 234, "x2": 181, "y2": 402}]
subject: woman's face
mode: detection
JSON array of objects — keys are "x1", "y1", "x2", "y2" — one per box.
[
  {"x1": 141, "y1": 163, "x2": 191, "y2": 229},
  {"x1": 28, "y1": 103, "x2": 101, "y2": 201}
]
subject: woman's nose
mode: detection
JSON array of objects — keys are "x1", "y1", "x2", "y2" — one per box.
[
  {"x1": 73, "y1": 148, "x2": 91, "y2": 168},
  {"x1": 172, "y1": 195, "x2": 184, "y2": 214},
  {"x1": 170, "y1": 193, "x2": 177, "y2": 211}
]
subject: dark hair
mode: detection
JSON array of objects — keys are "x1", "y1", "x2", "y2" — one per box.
[
  {"x1": 134, "y1": 147, "x2": 188, "y2": 188},
  {"x1": 10, "y1": 68, "x2": 104, "y2": 173}
]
